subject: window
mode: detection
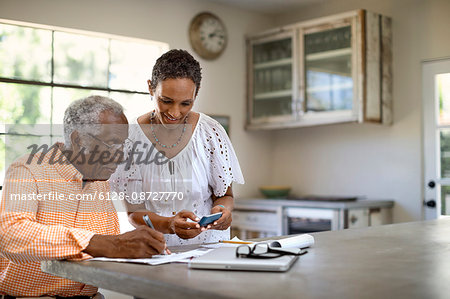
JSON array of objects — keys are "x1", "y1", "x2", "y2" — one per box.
[{"x1": 0, "y1": 20, "x2": 169, "y2": 186}]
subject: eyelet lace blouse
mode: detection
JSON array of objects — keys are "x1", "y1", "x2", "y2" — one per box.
[{"x1": 110, "y1": 113, "x2": 245, "y2": 246}]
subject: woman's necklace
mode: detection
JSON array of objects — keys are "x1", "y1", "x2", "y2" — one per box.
[{"x1": 150, "y1": 111, "x2": 188, "y2": 149}]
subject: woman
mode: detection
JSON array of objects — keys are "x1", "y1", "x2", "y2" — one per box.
[{"x1": 111, "y1": 49, "x2": 244, "y2": 246}]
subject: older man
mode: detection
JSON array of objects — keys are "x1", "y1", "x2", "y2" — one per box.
[{"x1": 0, "y1": 96, "x2": 166, "y2": 298}]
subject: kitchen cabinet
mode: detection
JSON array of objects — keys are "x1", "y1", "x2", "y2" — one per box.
[
  {"x1": 231, "y1": 198, "x2": 394, "y2": 239},
  {"x1": 246, "y1": 9, "x2": 392, "y2": 129}
]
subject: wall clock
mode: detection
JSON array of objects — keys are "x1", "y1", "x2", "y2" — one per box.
[{"x1": 189, "y1": 12, "x2": 227, "y2": 60}]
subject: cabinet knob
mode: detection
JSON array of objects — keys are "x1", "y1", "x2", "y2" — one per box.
[
  {"x1": 428, "y1": 181, "x2": 436, "y2": 189},
  {"x1": 350, "y1": 215, "x2": 358, "y2": 224}
]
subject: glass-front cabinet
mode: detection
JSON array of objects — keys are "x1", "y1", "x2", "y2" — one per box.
[
  {"x1": 246, "y1": 10, "x2": 392, "y2": 129},
  {"x1": 249, "y1": 31, "x2": 296, "y2": 124},
  {"x1": 303, "y1": 23, "x2": 353, "y2": 114}
]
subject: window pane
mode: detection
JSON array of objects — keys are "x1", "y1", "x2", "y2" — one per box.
[
  {"x1": 253, "y1": 38, "x2": 292, "y2": 64},
  {"x1": 109, "y1": 92, "x2": 153, "y2": 120},
  {"x1": 0, "y1": 135, "x2": 5, "y2": 185},
  {"x1": 110, "y1": 40, "x2": 166, "y2": 92},
  {"x1": 254, "y1": 65, "x2": 292, "y2": 94},
  {"x1": 441, "y1": 185, "x2": 450, "y2": 215},
  {"x1": 4, "y1": 134, "x2": 52, "y2": 170},
  {"x1": 440, "y1": 129, "x2": 450, "y2": 178},
  {"x1": 51, "y1": 134, "x2": 65, "y2": 144},
  {"x1": 52, "y1": 87, "x2": 108, "y2": 124},
  {"x1": 0, "y1": 83, "x2": 51, "y2": 133},
  {"x1": 306, "y1": 70, "x2": 353, "y2": 111},
  {"x1": 253, "y1": 97, "x2": 292, "y2": 118},
  {"x1": 54, "y1": 32, "x2": 109, "y2": 87},
  {"x1": 305, "y1": 26, "x2": 353, "y2": 112},
  {"x1": 305, "y1": 26, "x2": 351, "y2": 55},
  {"x1": 0, "y1": 23, "x2": 52, "y2": 82},
  {"x1": 438, "y1": 73, "x2": 450, "y2": 126}
]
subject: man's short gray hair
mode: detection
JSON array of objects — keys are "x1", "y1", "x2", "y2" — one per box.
[{"x1": 63, "y1": 95, "x2": 124, "y2": 148}]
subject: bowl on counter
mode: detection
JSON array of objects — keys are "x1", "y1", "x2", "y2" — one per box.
[{"x1": 259, "y1": 185, "x2": 291, "y2": 199}]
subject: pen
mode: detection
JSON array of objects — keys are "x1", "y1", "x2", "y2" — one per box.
[
  {"x1": 143, "y1": 215, "x2": 171, "y2": 255},
  {"x1": 143, "y1": 214, "x2": 155, "y2": 230},
  {"x1": 220, "y1": 240, "x2": 254, "y2": 245}
]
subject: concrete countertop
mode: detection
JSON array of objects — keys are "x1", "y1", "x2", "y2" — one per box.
[{"x1": 43, "y1": 218, "x2": 449, "y2": 299}]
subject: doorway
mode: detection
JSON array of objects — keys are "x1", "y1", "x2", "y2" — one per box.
[{"x1": 423, "y1": 58, "x2": 450, "y2": 220}]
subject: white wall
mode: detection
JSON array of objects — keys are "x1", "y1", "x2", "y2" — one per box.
[
  {"x1": 0, "y1": 0, "x2": 275, "y2": 199},
  {"x1": 269, "y1": 0, "x2": 450, "y2": 223}
]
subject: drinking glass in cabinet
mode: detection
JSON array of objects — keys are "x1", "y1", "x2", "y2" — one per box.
[
  {"x1": 264, "y1": 69, "x2": 271, "y2": 92},
  {"x1": 253, "y1": 38, "x2": 292, "y2": 64},
  {"x1": 272, "y1": 68, "x2": 281, "y2": 91}
]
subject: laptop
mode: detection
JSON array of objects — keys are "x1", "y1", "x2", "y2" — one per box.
[{"x1": 188, "y1": 247, "x2": 299, "y2": 272}]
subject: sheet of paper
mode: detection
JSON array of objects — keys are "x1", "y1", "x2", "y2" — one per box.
[
  {"x1": 262, "y1": 234, "x2": 315, "y2": 249},
  {"x1": 201, "y1": 243, "x2": 239, "y2": 249},
  {"x1": 90, "y1": 248, "x2": 212, "y2": 265},
  {"x1": 202, "y1": 235, "x2": 314, "y2": 250},
  {"x1": 201, "y1": 236, "x2": 254, "y2": 249}
]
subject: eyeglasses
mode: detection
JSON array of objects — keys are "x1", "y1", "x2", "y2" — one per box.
[
  {"x1": 87, "y1": 133, "x2": 132, "y2": 151},
  {"x1": 236, "y1": 243, "x2": 308, "y2": 259}
]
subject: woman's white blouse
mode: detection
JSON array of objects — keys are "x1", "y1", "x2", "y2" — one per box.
[{"x1": 110, "y1": 113, "x2": 245, "y2": 246}]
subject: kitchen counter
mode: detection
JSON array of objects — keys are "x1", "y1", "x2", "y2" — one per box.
[
  {"x1": 234, "y1": 197, "x2": 394, "y2": 210},
  {"x1": 42, "y1": 218, "x2": 450, "y2": 299}
]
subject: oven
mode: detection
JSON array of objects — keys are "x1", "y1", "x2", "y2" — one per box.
[{"x1": 283, "y1": 207, "x2": 341, "y2": 234}]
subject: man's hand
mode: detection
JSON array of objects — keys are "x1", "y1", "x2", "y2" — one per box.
[
  {"x1": 84, "y1": 226, "x2": 166, "y2": 258},
  {"x1": 208, "y1": 205, "x2": 232, "y2": 230},
  {"x1": 169, "y1": 210, "x2": 203, "y2": 239}
]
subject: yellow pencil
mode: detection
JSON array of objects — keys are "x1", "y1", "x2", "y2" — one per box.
[{"x1": 219, "y1": 240, "x2": 254, "y2": 244}]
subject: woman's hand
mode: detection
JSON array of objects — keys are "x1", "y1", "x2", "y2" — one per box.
[
  {"x1": 169, "y1": 210, "x2": 203, "y2": 239},
  {"x1": 208, "y1": 205, "x2": 232, "y2": 230}
]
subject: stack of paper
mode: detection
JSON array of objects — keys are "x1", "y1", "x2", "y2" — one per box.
[
  {"x1": 90, "y1": 248, "x2": 212, "y2": 265},
  {"x1": 201, "y1": 234, "x2": 315, "y2": 249}
]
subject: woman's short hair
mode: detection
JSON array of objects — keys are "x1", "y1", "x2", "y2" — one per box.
[{"x1": 150, "y1": 49, "x2": 202, "y2": 96}]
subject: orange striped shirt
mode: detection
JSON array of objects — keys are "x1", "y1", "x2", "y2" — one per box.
[{"x1": 0, "y1": 143, "x2": 119, "y2": 296}]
